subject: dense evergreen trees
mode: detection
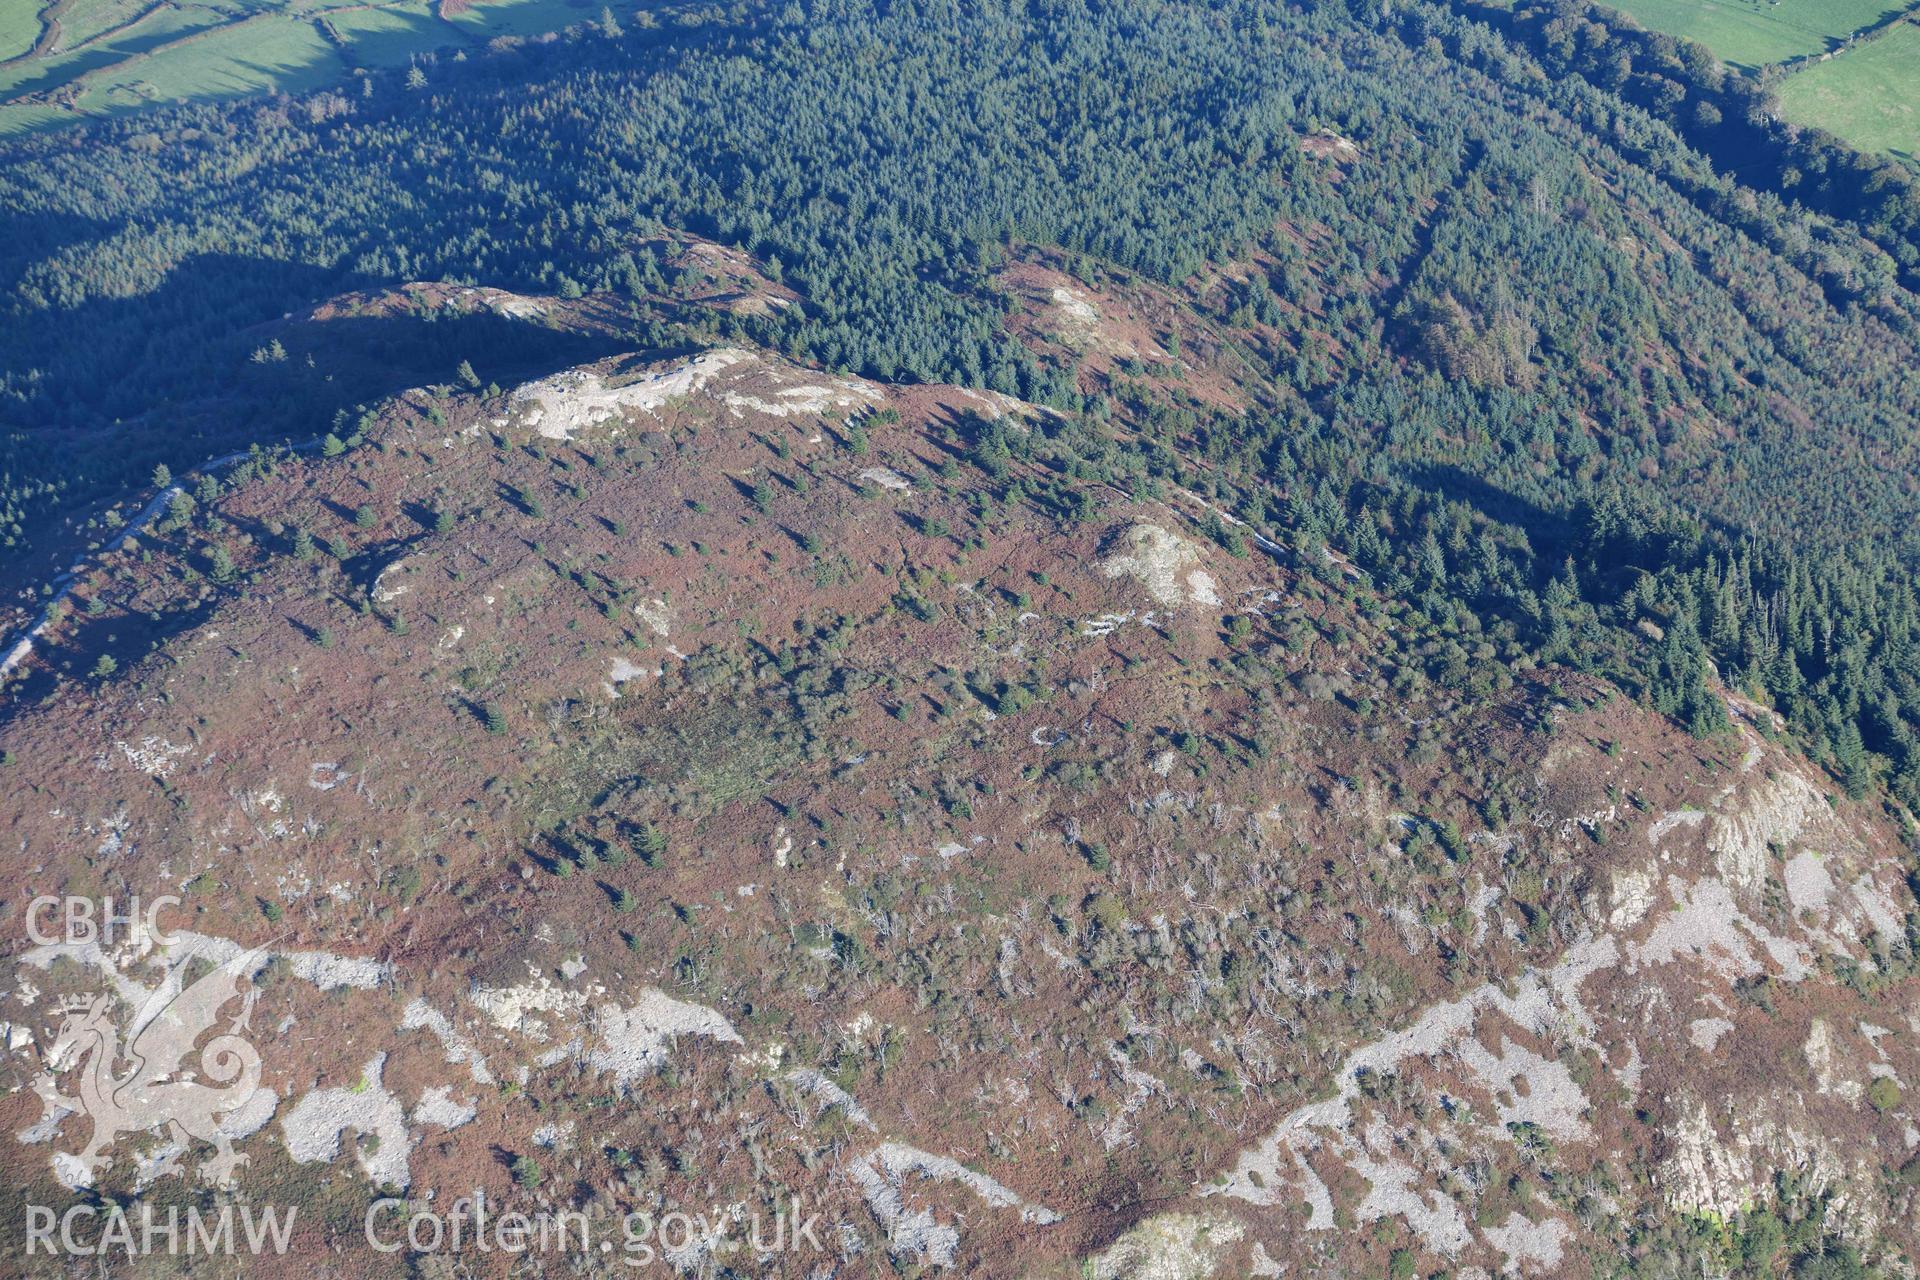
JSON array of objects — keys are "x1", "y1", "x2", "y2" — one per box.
[{"x1": 2, "y1": 0, "x2": 1920, "y2": 801}]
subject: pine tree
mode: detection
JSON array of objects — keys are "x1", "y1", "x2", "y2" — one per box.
[
  {"x1": 1835, "y1": 722, "x2": 1871, "y2": 798},
  {"x1": 635, "y1": 823, "x2": 667, "y2": 865},
  {"x1": 1418, "y1": 530, "x2": 1447, "y2": 586}
]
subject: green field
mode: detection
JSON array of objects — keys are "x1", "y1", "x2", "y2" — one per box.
[
  {"x1": 447, "y1": 0, "x2": 597, "y2": 39},
  {"x1": 1, "y1": 6, "x2": 221, "y2": 99},
  {"x1": 1777, "y1": 19, "x2": 1920, "y2": 157},
  {"x1": 325, "y1": 2, "x2": 455, "y2": 68},
  {"x1": 0, "y1": 0, "x2": 600, "y2": 134},
  {"x1": 73, "y1": 13, "x2": 339, "y2": 114},
  {"x1": 57, "y1": 0, "x2": 171, "y2": 50},
  {"x1": 0, "y1": 0, "x2": 47, "y2": 61},
  {"x1": 1600, "y1": 0, "x2": 1907, "y2": 69}
]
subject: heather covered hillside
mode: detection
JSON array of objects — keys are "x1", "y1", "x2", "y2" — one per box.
[
  {"x1": 4, "y1": 0, "x2": 1920, "y2": 1276},
  {"x1": 0, "y1": 319, "x2": 1915, "y2": 1275},
  {"x1": 5, "y1": 0, "x2": 1920, "y2": 814}
]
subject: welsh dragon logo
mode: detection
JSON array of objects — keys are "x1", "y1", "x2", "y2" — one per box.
[{"x1": 35, "y1": 941, "x2": 270, "y2": 1187}]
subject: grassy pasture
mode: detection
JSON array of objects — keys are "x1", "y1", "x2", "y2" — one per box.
[
  {"x1": 325, "y1": 2, "x2": 451, "y2": 68},
  {"x1": 0, "y1": 0, "x2": 597, "y2": 134},
  {"x1": 446, "y1": 0, "x2": 596, "y2": 39},
  {"x1": 1776, "y1": 19, "x2": 1920, "y2": 158},
  {"x1": 1600, "y1": 0, "x2": 1908, "y2": 69},
  {"x1": 57, "y1": 0, "x2": 171, "y2": 50},
  {"x1": 75, "y1": 13, "x2": 339, "y2": 111},
  {"x1": 0, "y1": 0, "x2": 48, "y2": 62},
  {"x1": 0, "y1": 4, "x2": 223, "y2": 100}
]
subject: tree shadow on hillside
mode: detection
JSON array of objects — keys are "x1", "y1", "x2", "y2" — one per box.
[
  {"x1": 1403, "y1": 463, "x2": 1574, "y2": 553},
  {"x1": 2, "y1": 250, "x2": 644, "y2": 606},
  {"x1": 5, "y1": 250, "x2": 634, "y2": 477}
]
